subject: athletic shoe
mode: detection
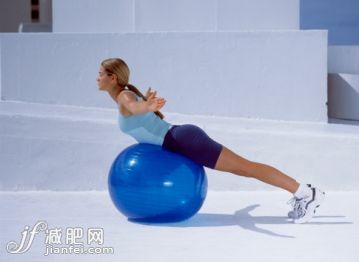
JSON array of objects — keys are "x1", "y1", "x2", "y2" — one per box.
[
  {"x1": 287, "y1": 184, "x2": 312, "y2": 219},
  {"x1": 287, "y1": 187, "x2": 325, "y2": 223}
]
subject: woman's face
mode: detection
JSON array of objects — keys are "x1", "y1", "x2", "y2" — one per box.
[{"x1": 97, "y1": 66, "x2": 115, "y2": 91}]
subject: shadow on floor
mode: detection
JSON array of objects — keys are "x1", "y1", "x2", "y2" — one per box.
[{"x1": 132, "y1": 204, "x2": 352, "y2": 239}]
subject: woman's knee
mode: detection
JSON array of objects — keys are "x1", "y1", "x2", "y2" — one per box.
[
  {"x1": 238, "y1": 161, "x2": 258, "y2": 177},
  {"x1": 214, "y1": 146, "x2": 254, "y2": 176}
]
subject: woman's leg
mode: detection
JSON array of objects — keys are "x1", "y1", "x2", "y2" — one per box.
[{"x1": 214, "y1": 146, "x2": 299, "y2": 193}]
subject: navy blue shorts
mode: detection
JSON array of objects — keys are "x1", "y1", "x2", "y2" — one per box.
[{"x1": 162, "y1": 124, "x2": 223, "y2": 169}]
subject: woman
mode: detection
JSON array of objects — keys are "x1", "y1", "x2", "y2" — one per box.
[{"x1": 97, "y1": 58, "x2": 325, "y2": 224}]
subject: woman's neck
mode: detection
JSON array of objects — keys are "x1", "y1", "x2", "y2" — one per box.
[{"x1": 108, "y1": 86, "x2": 125, "y2": 104}]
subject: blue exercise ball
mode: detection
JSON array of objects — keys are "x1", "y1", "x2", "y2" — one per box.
[{"x1": 108, "y1": 143, "x2": 207, "y2": 223}]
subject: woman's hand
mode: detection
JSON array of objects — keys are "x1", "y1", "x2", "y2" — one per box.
[
  {"x1": 145, "y1": 88, "x2": 166, "y2": 112},
  {"x1": 145, "y1": 87, "x2": 154, "y2": 100}
]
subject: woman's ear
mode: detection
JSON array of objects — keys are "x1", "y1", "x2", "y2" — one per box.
[
  {"x1": 111, "y1": 74, "x2": 117, "y2": 83},
  {"x1": 111, "y1": 74, "x2": 118, "y2": 82}
]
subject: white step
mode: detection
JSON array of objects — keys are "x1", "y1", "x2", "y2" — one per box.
[
  {"x1": 0, "y1": 31, "x2": 327, "y2": 122},
  {"x1": 1, "y1": 101, "x2": 359, "y2": 191}
]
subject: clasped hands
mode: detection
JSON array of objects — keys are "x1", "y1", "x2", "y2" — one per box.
[{"x1": 145, "y1": 87, "x2": 166, "y2": 112}]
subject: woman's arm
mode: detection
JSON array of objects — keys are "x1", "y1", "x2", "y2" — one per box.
[{"x1": 117, "y1": 90, "x2": 166, "y2": 115}]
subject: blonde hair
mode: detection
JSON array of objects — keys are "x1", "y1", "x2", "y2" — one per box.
[{"x1": 101, "y1": 58, "x2": 165, "y2": 119}]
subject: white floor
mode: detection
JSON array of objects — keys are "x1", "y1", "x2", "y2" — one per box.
[{"x1": 1, "y1": 191, "x2": 357, "y2": 262}]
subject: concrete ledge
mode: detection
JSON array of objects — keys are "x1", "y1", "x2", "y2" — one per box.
[{"x1": 1, "y1": 101, "x2": 359, "y2": 191}]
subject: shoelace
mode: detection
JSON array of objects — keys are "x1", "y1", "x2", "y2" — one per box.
[{"x1": 287, "y1": 197, "x2": 306, "y2": 219}]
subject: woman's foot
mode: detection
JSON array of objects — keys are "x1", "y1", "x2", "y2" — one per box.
[{"x1": 288, "y1": 185, "x2": 325, "y2": 223}]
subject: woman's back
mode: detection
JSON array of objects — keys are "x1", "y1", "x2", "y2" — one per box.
[{"x1": 118, "y1": 90, "x2": 172, "y2": 145}]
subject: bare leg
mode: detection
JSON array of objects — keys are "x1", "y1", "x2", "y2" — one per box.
[{"x1": 214, "y1": 146, "x2": 299, "y2": 193}]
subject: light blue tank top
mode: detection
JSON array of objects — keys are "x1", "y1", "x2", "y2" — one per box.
[{"x1": 117, "y1": 92, "x2": 172, "y2": 146}]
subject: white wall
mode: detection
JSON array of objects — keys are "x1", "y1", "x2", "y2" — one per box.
[
  {"x1": 218, "y1": 0, "x2": 299, "y2": 31},
  {"x1": 52, "y1": 0, "x2": 299, "y2": 33},
  {"x1": 135, "y1": 0, "x2": 217, "y2": 32},
  {"x1": 327, "y1": 46, "x2": 359, "y2": 120},
  {"x1": 328, "y1": 46, "x2": 359, "y2": 74},
  {"x1": 0, "y1": 31, "x2": 327, "y2": 122},
  {"x1": 52, "y1": 0, "x2": 134, "y2": 32},
  {"x1": 328, "y1": 74, "x2": 359, "y2": 120}
]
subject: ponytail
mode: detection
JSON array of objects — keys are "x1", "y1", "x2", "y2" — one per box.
[{"x1": 125, "y1": 84, "x2": 165, "y2": 119}]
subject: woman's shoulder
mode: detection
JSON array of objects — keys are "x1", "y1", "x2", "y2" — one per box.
[
  {"x1": 116, "y1": 89, "x2": 138, "y2": 103},
  {"x1": 116, "y1": 90, "x2": 141, "y2": 117},
  {"x1": 119, "y1": 89, "x2": 137, "y2": 97},
  {"x1": 122, "y1": 89, "x2": 143, "y2": 99}
]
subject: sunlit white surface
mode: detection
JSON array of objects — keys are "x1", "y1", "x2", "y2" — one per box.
[{"x1": 0, "y1": 191, "x2": 358, "y2": 262}]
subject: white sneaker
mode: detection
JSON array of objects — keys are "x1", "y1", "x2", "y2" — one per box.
[
  {"x1": 287, "y1": 184, "x2": 312, "y2": 219},
  {"x1": 287, "y1": 187, "x2": 325, "y2": 224}
]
